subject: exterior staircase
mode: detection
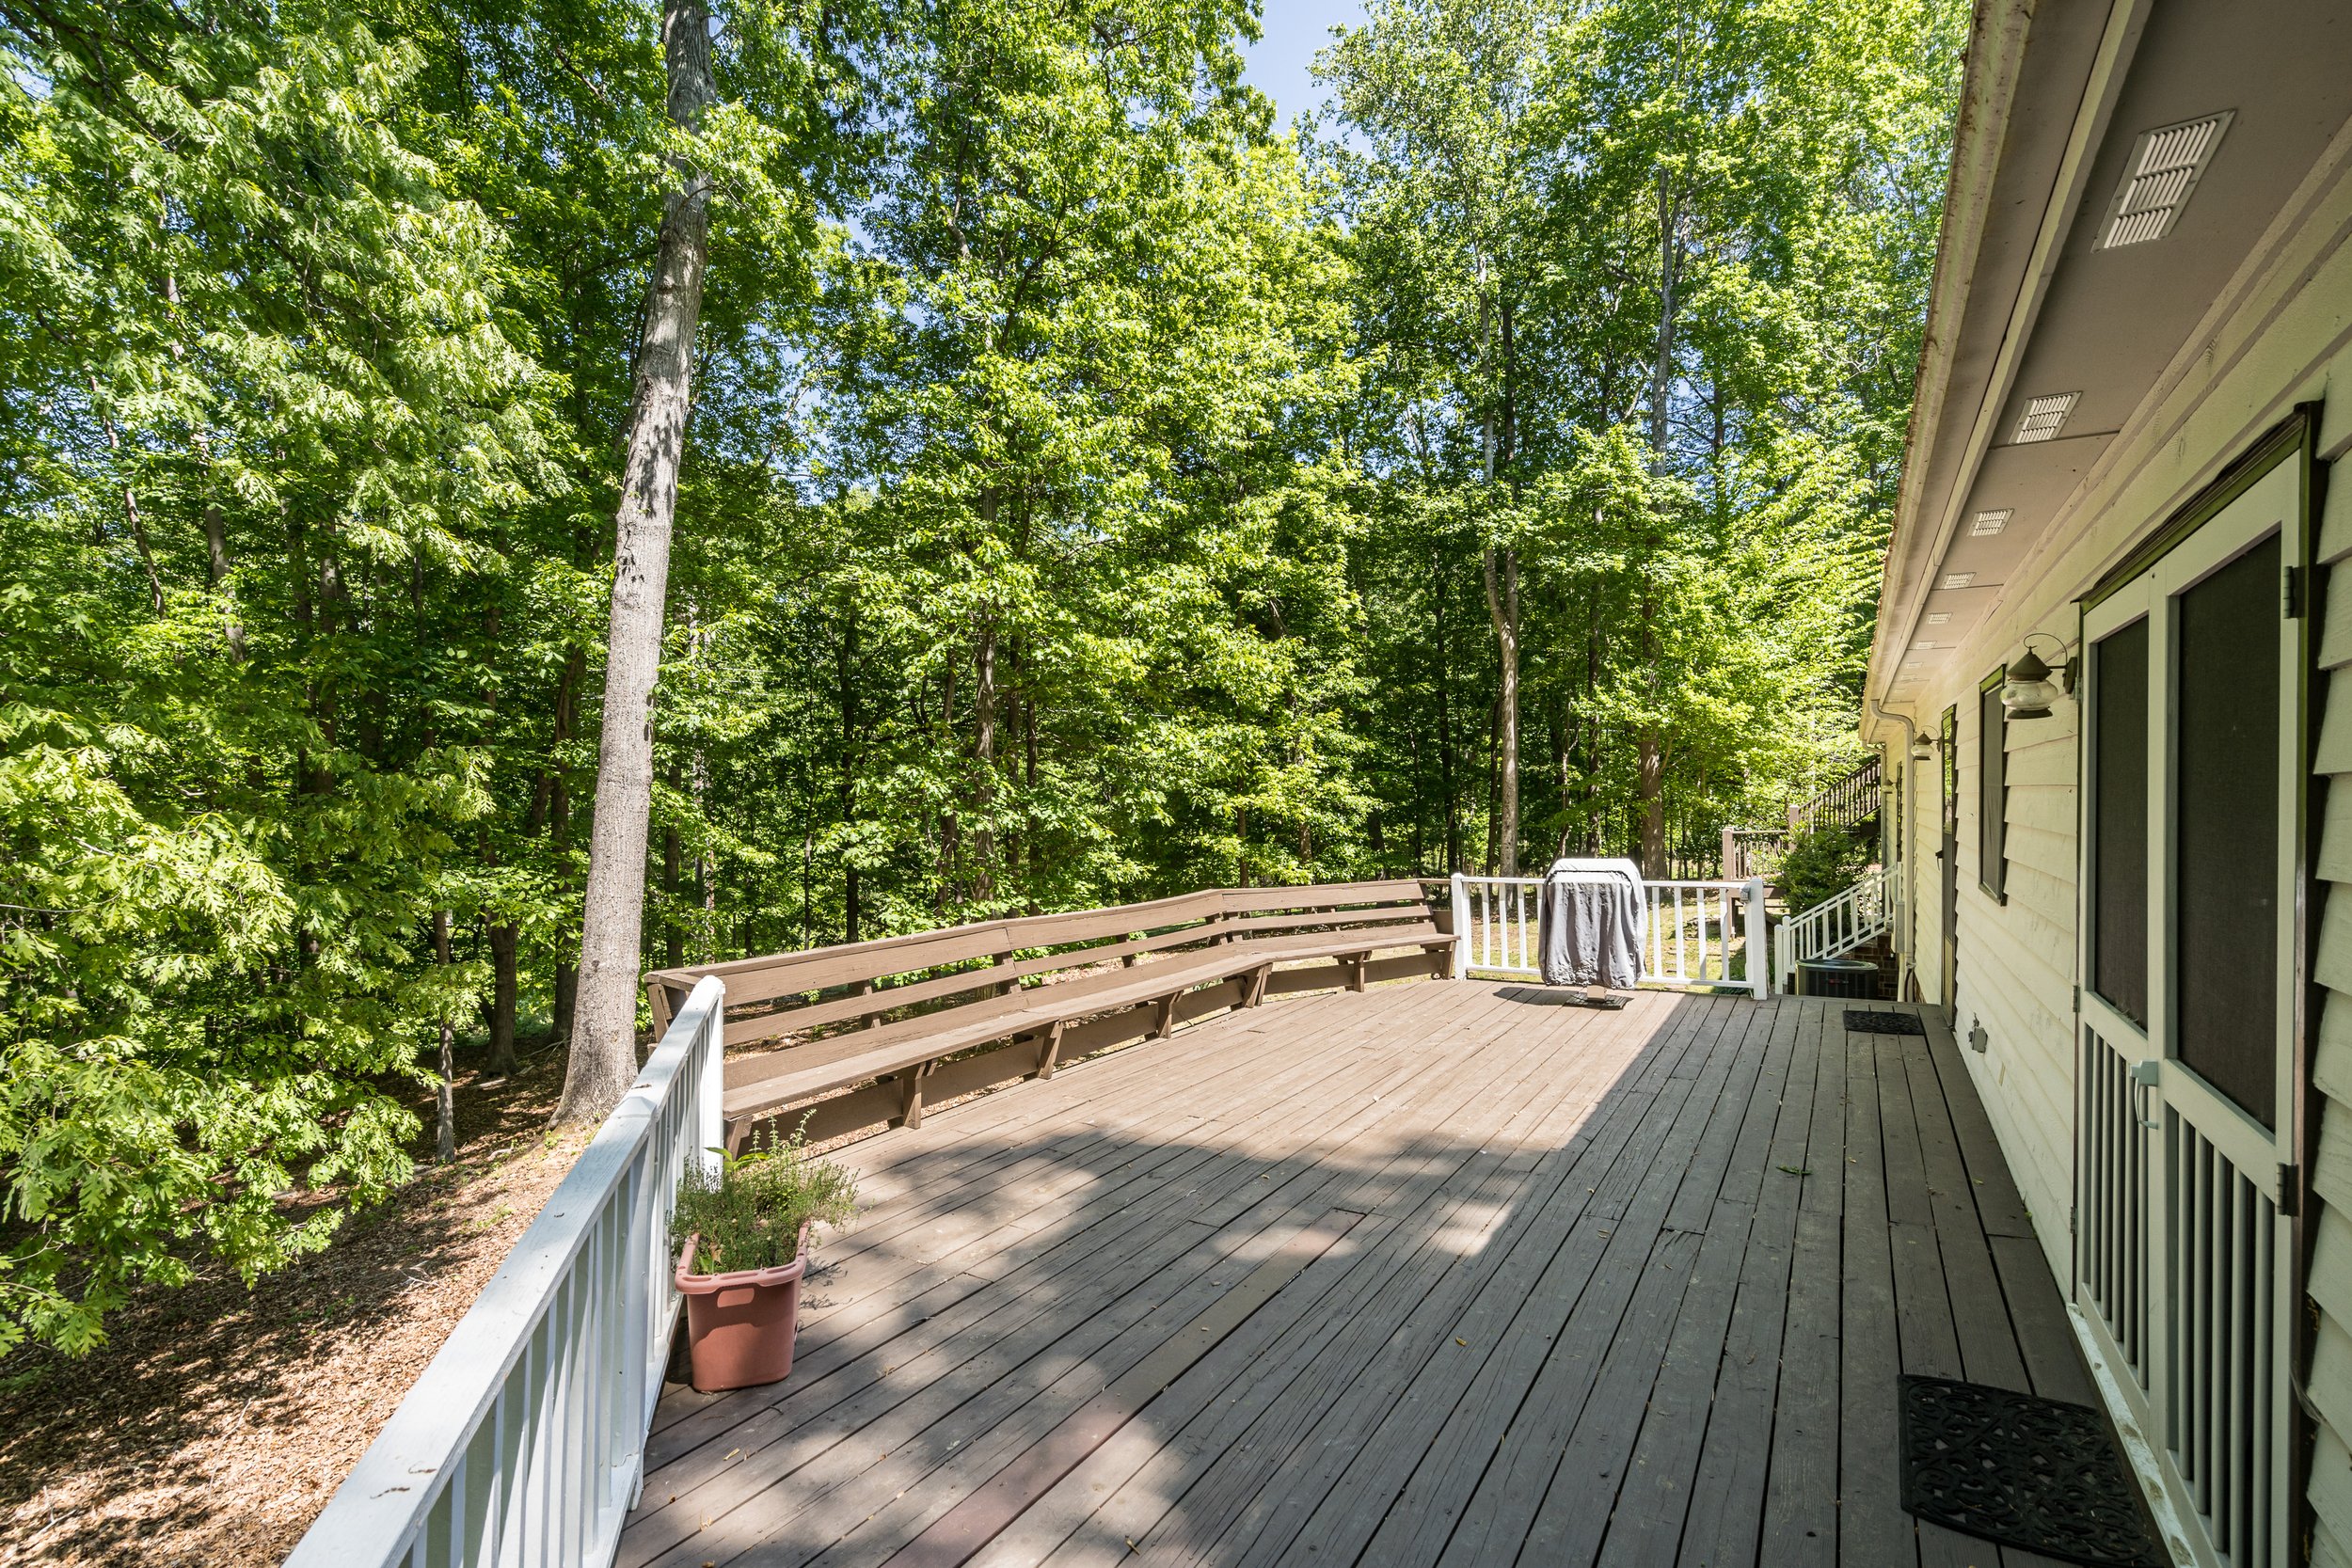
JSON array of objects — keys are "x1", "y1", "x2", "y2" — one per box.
[
  {"x1": 1772, "y1": 862, "x2": 1900, "y2": 994},
  {"x1": 1719, "y1": 754, "x2": 1884, "y2": 879}
]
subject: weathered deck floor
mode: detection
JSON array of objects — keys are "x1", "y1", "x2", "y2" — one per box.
[{"x1": 621, "y1": 983, "x2": 2097, "y2": 1568}]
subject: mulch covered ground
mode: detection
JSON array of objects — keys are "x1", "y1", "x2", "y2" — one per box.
[{"x1": 0, "y1": 1051, "x2": 595, "y2": 1567}]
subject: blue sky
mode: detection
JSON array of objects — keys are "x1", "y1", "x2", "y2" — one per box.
[{"x1": 1241, "y1": 0, "x2": 1367, "y2": 129}]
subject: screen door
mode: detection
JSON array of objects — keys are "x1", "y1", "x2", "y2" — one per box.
[{"x1": 2075, "y1": 448, "x2": 2300, "y2": 1568}]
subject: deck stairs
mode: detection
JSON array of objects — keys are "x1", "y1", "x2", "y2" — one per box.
[
  {"x1": 1772, "y1": 862, "x2": 1899, "y2": 994},
  {"x1": 1719, "y1": 754, "x2": 1884, "y2": 879}
]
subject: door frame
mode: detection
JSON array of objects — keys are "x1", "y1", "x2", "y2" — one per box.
[
  {"x1": 1941, "y1": 702, "x2": 1960, "y2": 1019},
  {"x1": 2073, "y1": 407, "x2": 2321, "y2": 1568}
]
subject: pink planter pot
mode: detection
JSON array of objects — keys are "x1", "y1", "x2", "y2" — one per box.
[{"x1": 675, "y1": 1222, "x2": 813, "y2": 1392}]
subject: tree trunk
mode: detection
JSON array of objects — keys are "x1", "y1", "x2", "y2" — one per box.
[
  {"x1": 971, "y1": 618, "x2": 996, "y2": 903},
  {"x1": 662, "y1": 757, "x2": 683, "y2": 969},
  {"x1": 548, "y1": 652, "x2": 580, "y2": 1048},
  {"x1": 1485, "y1": 694, "x2": 1501, "y2": 873},
  {"x1": 486, "y1": 922, "x2": 519, "y2": 1077},
  {"x1": 1636, "y1": 174, "x2": 1683, "y2": 878},
  {"x1": 1483, "y1": 546, "x2": 1520, "y2": 875},
  {"x1": 1022, "y1": 680, "x2": 1041, "y2": 907},
  {"x1": 1434, "y1": 550, "x2": 1460, "y2": 874},
  {"x1": 434, "y1": 911, "x2": 457, "y2": 1163},
  {"x1": 201, "y1": 506, "x2": 246, "y2": 660},
  {"x1": 837, "y1": 610, "x2": 862, "y2": 943},
  {"x1": 552, "y1": 961, "x2": 578, "y2": 1046},
  {"x1": 1639, "y1": 734, "x2": 1667, "y2": 873},
  {"x1": 557, "y1": 0, "x2": 718, "y2": 1125}
]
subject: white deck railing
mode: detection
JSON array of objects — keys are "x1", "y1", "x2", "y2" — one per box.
[
  {"x1": 1450, "y1": 873, "x2": 1769, "y2": 1000},
  {"x1": 285, "y1": 975, "x2": 726, "y2": 1568},
  {"x1": 1770, "y1": 863, "x2": 1898, "y2": 990}
]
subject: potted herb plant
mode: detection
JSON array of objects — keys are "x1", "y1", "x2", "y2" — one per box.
[{"x1": 672, "y1": 1123, "x2": 858, "y2": 1391}]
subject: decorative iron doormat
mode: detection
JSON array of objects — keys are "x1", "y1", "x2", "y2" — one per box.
[
  {"x1": 1898, "y1": 1375, "x2": 2166, "y2": 1568},
  {"x1": 1846, "y1": 1009, "x2": 1927, "y2": 1036}
]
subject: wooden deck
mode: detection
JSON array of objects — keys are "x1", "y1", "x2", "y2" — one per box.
[{"x1": 620, "y1": 982, "x2": 2100, "y2": 1568}]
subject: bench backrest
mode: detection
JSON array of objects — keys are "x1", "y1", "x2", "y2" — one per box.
[{"x1": 643, "y1": 879, "x2": 1441, "y2": 1051}]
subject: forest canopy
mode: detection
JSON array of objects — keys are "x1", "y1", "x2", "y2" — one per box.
[{"x1": 0, "y1": 0, "x2": 1962, "y2": 1351}]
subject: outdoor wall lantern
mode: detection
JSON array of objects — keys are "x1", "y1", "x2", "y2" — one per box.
[
  {"x1": 1910, "y1": 736, "x2": 1936, "y2": 761},
  {"x1": 2000, "y1": 633, "x2": 2075, "y2": 720}
]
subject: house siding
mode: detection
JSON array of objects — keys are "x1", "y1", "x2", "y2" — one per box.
[
  {"x1": 1953, "y1": 697, "x2": 2078, "y2": 1282},
  {"x1": 2306, "y1": 475, "x2": 2352, "y2": 1555},
  {"x1": 1878, "y1": 127, "x2": 2352, "y2": 1559}
]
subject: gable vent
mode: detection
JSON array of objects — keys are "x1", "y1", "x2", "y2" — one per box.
[
  {"x1": 2100, "y1": 112, "x2": 2233, "y2": 249},
  {"x1": 2013, "y1": 392, "x2": 2079, "y2": 444},
  {"x1": 1970, "y1": 508, "x2": 2012, "y2": 536}
]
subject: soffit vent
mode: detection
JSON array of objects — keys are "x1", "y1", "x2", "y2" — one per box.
[
  {"x1": 2100, "y1": 112, "x2": 2233, "y2": 249},
  {"x1": 1926, "y1": 613, "x2": 1951, "y2": 626},
  {"x1": 1942, "y1": 573, "x2": 1976, "y2": 590},
  {"x1": 2013, "y1": 392, "x2": 2079, "y2": 444},
  {"x1": 1970, "y1": 509, "x2": 2012, "y2": 536}
]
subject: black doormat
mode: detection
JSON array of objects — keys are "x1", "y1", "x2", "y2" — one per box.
[
  {"x1": 1899, "y1": 1375, "x2": 2166, "y2": 1568},
  {"x1": 1847, "y1": 1008, "x2": 1926, "y2": 1036}
]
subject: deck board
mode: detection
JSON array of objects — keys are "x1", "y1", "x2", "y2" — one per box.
[{"x1": 622, "y1": 986, "x2": 2099, "y2": 1568}]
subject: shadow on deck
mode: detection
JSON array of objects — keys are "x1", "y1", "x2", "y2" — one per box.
[{"x1": 619, "y1": 984, "x2": 2094, "y2": 1568}]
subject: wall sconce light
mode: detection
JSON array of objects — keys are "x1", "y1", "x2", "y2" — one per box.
[
  {"x1": 1910, "y1": 736, "x2": 1935, "y2": 761},
  {"x1": 2001, "y1": 633, "x2": 2075, "y2": 720}
]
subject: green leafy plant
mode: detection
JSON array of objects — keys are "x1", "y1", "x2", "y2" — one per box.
[
  {"x1": 673, "y1": 1123, "x2": 858, "y2": 1275},
  {"x1": 1775, "y1": 826, "x2": 1875, "y2": 916}
]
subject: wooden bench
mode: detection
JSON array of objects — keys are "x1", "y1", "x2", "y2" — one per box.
[{"x1": 641, "y1": 879, "x2": 1455, "y2": 1148}]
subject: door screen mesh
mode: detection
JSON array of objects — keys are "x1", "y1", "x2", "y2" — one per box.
[
  {"x1": 2092, "y1": 618, "x2": 2149, "y2": 1026},
  {"x1": 2173, "y1": 534, "x2": 2279, "y2": 1129}
]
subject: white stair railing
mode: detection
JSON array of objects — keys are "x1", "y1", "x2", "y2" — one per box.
[
  {"x1": 1450, "y1": 872, "x2": 1769, "y2": 999},
  {"x1": 285, "y1": 974, "x2": 727, "y2": 1568},
  {"x1": 1772, "y1": 863, "x2": 1898, "y2": 991}
]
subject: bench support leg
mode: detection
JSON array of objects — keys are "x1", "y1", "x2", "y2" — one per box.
[
  {"x1": 1152, "y1": 993, "x2": 1179, "y2": 1040},
  {"x1": 1035, "y1": 1020, "x2": 1070, "y2": 1081},
  {"x1": 898, "y1": 1061, "x2": 938, "y2": 1130},
  {"x1": 1344, "y1": 951, "x2": 1369, "y2": 992},
  {"x1": 1245, "y1": 963, "x2": 1273, "y2": 1008}
]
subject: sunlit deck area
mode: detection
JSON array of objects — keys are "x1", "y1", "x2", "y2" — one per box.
[{"x1": 616, "y1": 983, "x2": 2093, "y2": 1568}]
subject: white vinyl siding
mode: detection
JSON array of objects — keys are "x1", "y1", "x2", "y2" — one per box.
[
  {"x1": 1954, "y1": 700, "x2": 2079, "y2": 1281},
  {"x1": 2303, "y1": 479, "x2": 2352, "y2": 1546}
]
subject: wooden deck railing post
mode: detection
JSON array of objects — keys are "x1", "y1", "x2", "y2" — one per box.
[
  {"x1": 1449, "y1": 873, "x2": 1469, "y2": 980},
  {"x1": 696, "y1": 992, "x2": 724, "y2": 1180},
  {"x1": 1743, "y1": 879, "x2": 1769, "y2": 1000}
]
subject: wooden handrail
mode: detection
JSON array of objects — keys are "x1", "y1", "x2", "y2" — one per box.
[{"x1": 1785, "y1": 753, "x2": 1883, "y2": 835}]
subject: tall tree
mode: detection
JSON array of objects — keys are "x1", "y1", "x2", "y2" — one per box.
[
  {"x1": 558, "y1": 0, "x2": 720, "y2": 1122},
  {"x1": 1322, "y1": 0, "x2": 1555, "y2": 874}
]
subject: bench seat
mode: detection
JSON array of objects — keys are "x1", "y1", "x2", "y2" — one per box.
[
  {"x1": 720, "y1": 924, "x2": 1456, "y2": 1127},
  {"x1": 646, "y1": 880, "x2": 1460, "y2": 1144}
]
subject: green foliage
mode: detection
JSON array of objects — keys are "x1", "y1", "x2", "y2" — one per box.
[
  {"x1": 0, "y1": 0, "x2": 555, "y2": 1354},
  {"x1": 1776, "y1": 826, "x2": 1875, "y2": 915},
  {"x1": 673, "y1": 1125, "x2": 858, "y2": 1275},
  {"x1": 0, "y1": 0, "x2": 1960, "y2": 1352},
  {"x1": 1321, "y1": 0, "x2": 1963, "y2": 866}
]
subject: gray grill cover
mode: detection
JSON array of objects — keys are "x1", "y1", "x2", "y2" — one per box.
[{"x1": 1537, "y1": 858, "x2": 1646, "y2": 990}]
